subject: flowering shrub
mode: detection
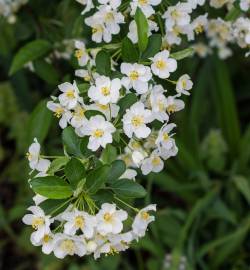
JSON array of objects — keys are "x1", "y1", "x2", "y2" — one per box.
[{"x1": 1, "y1": 0, "x2": 248, "y2": 265}]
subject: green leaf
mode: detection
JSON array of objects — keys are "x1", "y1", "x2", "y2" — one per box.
[
  {"x1": 30, "y1": 176, "x2": 73, "y2": 199},
  {"x1": 171, "y1": 189, "x2": 218, "y2": 268},
  {"x1": 141, "y1": 34, "x2": 162, "y2": 59},
  {"x1": 86, "y1": 165, "x2": 110, "y2": 194},
  {"x1": 40, "y1": 199, "x2": 70, "y2": 216},
  {"x1": 110, "y1": 179, "x2": 146, "y2": 198},
  {"x1": 225, "y1": 6, "x2": 241, "y2": 21},
  {"x1": 197, "y1": 217, "x2": 250, "y2": 268},
  {"x1": 62, "y1": 126, "x2": 85, "y2": 157},
  {"x1": 118, "y1": 93, "x2": 138, "y2": 116},
  {"x1": 233, "y1": 176, "x2": 250, "y2": 204},
  {"x1": 27, "y1": 100, "x2": 52, "y2": 144},
  {"x1": 135, "y1": 8, "x2": 149, "y2": 52},
  {"x1": 33, "y1": 59, "x2": 60, "y2": 85},
  {"x1": 212, "y1": 58, "x2": 241, "y2": 158},
  {"x1": 92, "y1": 190, "x2": 114, "y2": 204},
  {"x1": 121, "y1": 37, "x2": 139, "y2": 62},
  {"x1": 9, "y1": 39, "x2": 52, "y2": 75},
  {"x1": 101, "y1": 145, "x2": 117, "y2": 164},
  {"x1": 85, "y1": 110, "x2": 106, "y2": 120},
  {"x1": 170, "y1": 48, "x2": 194, "y2": 60},
  {"x1": 48, "y1": 156, "x2": 70, "y2": 174},
  {"x1": 107, "y1": 160, "x2": 126, "y2": 183},
  {"x1": 77, "y1": 83, "x2": 89, "y2": 94},
  {"x1": 65, "y1": 158, "x2": 86, "y2": 189},
  {"x1": 96, "y1": 50, "x2": 111, "y2": 76}
]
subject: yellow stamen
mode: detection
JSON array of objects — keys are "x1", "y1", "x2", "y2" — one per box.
[
  {"x1": 163, "y1": 132, "x2": 169, "y2": 141},
  {"x1": 139, "y1": 0, "x2": 148, "y2": 5},
  {"x1": 74, "y1": 216, "x2": 85, "y2": 229},
  {"x1": 167, "y1": 104, "x2": 177, "y2": 114},
  {"x1": 93, "y1": 129, "x2": 104, "y2": 138},
  {"x1": 195, "y1": 25, "x2": 204, "y2": 34},
  {"x1": 75, "y1": 49, "x2": 84, "y2": 60},
  {"x1": 104, "y1": 213, "x2": 112, "y2": 222},
  {"x1": 156, "y1": 60, "x2": 166, "y2": 70},
  {"x1": 43, "y1": 234, "x2": 52, "y2": 243},
  {"x1": 32, "y1": 217, "x2": 44, "y2": 230},
  {"x1": 66, "y1": 90, "x2": 75, "y2": 99},
  {"x1": 54, "y1": 107, "x2": 64, "y2": 118},
  {"x1": 158, "y1": 101, "x2": 165, "y2": 111},
  {"x1": 152, "y1": 157, "x2": 161, "y2": 166},
  {"x1": 129, "y1": 71, "x2": 139, "y2": 81},
  {"x1": 141, "y1": 211, "x2": 149, "y2": 220},
  {"x1": 101, "y1": 86, "x2": 110, "y2": 96},
  {"x1": 131, "y1": 141, "x2": 141, "y2": 149},
  {"x1": 105, "y1": 12, "x2": 114, "y2": 21},
  {"x1": 97, "y1": 103, "x2": 109, "y2": 110},
  {"x1": 131, "y1": 116, "x2": 144, "y2": 127},
  {"x1": 61, "y1": 239, "x2": 75, "y2": 254}
]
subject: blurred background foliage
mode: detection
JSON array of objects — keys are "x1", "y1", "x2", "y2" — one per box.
[{"x1": 1, "y1": 0, "x2": 250, "y2": 269}]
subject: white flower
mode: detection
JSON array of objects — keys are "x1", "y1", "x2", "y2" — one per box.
[
  {"x1": 163, "y1": 3, "x2": 192, "y2": 31},
  {"x1": 85, "y1": 15, "x2": 111, "y2": 43},
  {"x1": 22, "y1": 206, "x2": 52, "y2": 243},
  {"x1": 47, "y1": 101, "x2": 72, "y2": 129},
  {"x1": 100, "y1": 232, "x2": 134, "y2": 255},
  {"x1": 71, "y1": 104, "x2": 88, "y2": 128},
  {"x1": 26, "y1": 138, "x2": 51, "y2": 172},
  {"x1": 53, "y1": 233, "x2": 87, "y2": 258},
  {"x1": 218, "y1": 46, "x2": 232, "y2": 59},
  {"x1": 33, "y1": 194, "x2": 47, "y2": 205},
  {"x1": 130, "y1": 0, "x2": 161, "y2": 18},
  {"x1": 141, "y1": 150, "x2": 164, "y2": 175},
  {"x1": 61, "y1": 209, "x2": 96, "y2": 238},
  {"x1": 120, "y1": 168, "x2": 137, "y2": 180},
  {"x1": 149, "y1": 85, "x2": 169, "y2": 122},
  {"x1": 58, "y1": 81, "x2": 80, "y2": 110},
  {"x1": 88, "y1": 76, "x2": 121, "y2": 105},
  {"x1": 121, "y1": 63, "x2": 152, "y2": 94},
  {"x1": 233, "y1": 17, "x2": 250, "y2": 49},
  {"x1": 74, "y1": 40, "x2": 89, "y2": 66},
  {"x1": 132, "y1": 204, "x2": 156, "y2": 238},
  {"x1": 128, "y1": 19, "x2": 158, "y2": 44},
  {"x1": 122, "y1": 102, "x2": 152, "y2": 139},
  {"x1": 88, "y1": 103, "x2": 120, "y2": 121},
  {"x1": 159, "y1": 139, "x2": 178, "y2": 160},
  {"x1": 151, "y1": 50, "x2": 177, "y2": 79},
  {"x1": 166, "y1": 96, "x2": 185, "y2": 114},
  {"x1": 156, "y1": 123, "x2": 176, "y2": 150},
  {"x1": 76, "y1": 0, "x2": 94, "y2": 15},
  {"x1": 79, "y1": 115, "x2": 116, "y2": 151},
  {"x1": 98, "y1": 0, "x2": 121, "y2": 8},
  {"x1": 96, "y1": 203, "x2": 128, "y2": 235},
  {"x1": 75, "y1": 69, "x2": 92, "y2": 81},
  {"x1": 86, "y1": 240, "x2": 98, "y2": 253},
  {"x1": 98, "y1": 5, "x2": 124, "y2": 35},
  {"x1": 31, "y1": 232, "x2": 54, "y2": 255},
  {"x1": 132, "y1": 150, "x2": 148, "y2": 166},
  {"x1": 191, "y1": 14, "x2": 208, "y2": 36},
  {"x1": 176, "y1": 74, "x2": 193, "y2": 95},
  {"x1": 239, "y1": 0, "x2": 250, "y2": 11},
  {"x1": 187, "y1": 0, "x2": 206, "y2": 9},
  {"x1": 192, "y1": 42, "x2": 212, "y2": 58}
]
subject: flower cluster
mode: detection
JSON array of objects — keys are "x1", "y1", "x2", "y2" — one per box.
[
  {"x1": 0, "y1": 0, "x2": 28, "y2": 23},
  {"x1": 47, "y1": 43, "x2": 192, "y2": 175},
  {"x1": 23, "y1": 197, "x2": 156, "y2": 259},
  {"x1": 150, "y1": 0, "x2": 250, "y2": 59},
  {"x1": 164, "y1": 253, "x2": 187, "y2": 270},
  {"x1": 22, "y1": 0, "x2": 249, "y2": 261}
]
